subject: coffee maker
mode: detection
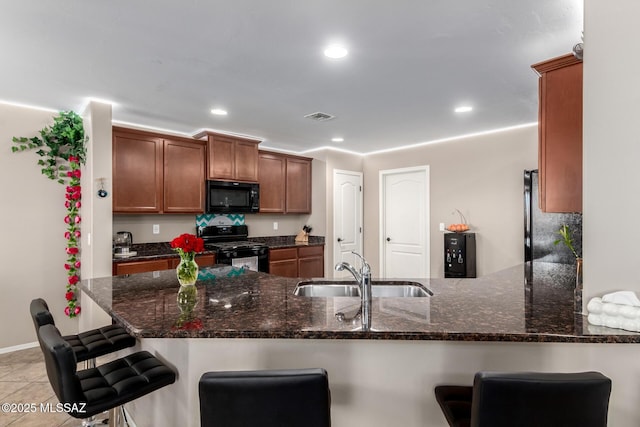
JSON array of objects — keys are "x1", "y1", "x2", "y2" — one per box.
[{"x1": 113, "y1": 231, "x2": 133, "y2": 255}]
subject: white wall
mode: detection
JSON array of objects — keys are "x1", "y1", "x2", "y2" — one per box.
[
  {"x1": 0, "y1": 104, "x2": 78, "y2": 348},
  {"x1": 363, "y1": 125, "x2": 538, "y2": 278},
  {"x1": 133, "y1": 338, "x2": 640, "y2": 427},
  {"x1": 582, "y1": 0, "x2": 640, "y2": 306}
]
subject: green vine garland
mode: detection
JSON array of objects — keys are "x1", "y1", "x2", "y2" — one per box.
[{"x1": 12, "y1": 111, "x2": 88, "y2": 317}]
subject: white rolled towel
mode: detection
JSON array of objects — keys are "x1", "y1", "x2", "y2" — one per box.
[
  {"x1": 587, "y1": 295, "x2": 640, "y2": 331},
  {"x1": 602, "y1": 291, "x2": 640, "y2": 306},
  {"x1": 587, "y1": 297, "x2": 603, "y2": 314}
]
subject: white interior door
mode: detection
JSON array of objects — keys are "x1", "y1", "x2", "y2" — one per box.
[
  {"x1": 380, "y1": 166, "x2": 429, "y2": 278},
  {"x1": 333, "y1": 170, "x2": 363, "y2": 278}
]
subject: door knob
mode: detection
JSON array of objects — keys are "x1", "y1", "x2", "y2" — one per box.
[
  {"x1": 337, "y1": 238, "x2": 343, "y2": 242},
  {"x1": 386, "y1": 237, "x2": 391, "y2": 242}
]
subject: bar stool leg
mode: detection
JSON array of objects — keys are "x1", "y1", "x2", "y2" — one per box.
[
  {"x1": 108, "y1": 406, "x2": 125, "y2": 427},
  {"x1": 81, "y1": 415, "x2": 97, "y2": 426}
]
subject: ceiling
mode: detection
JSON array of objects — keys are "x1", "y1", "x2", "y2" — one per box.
[{"x1": 0, "y1": 1, "x2": 582, "y2": 155}]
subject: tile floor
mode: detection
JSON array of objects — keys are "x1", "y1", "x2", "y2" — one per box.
[{"x1": 0, "y1": 346, "x2": 113, "y2": 427}]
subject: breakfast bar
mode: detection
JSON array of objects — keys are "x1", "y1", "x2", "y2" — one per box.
[{"x1": 79, "y1": 264, "x2": 640, "y2": 427}]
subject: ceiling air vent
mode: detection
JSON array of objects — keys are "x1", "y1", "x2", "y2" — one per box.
[{"x1": 304, "y1": 112, "x2": 335, "y2": 122}]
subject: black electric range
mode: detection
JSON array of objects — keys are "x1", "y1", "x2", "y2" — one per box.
[{"x1": 198, "y1": 225, "x2": 268, "y2": 272}]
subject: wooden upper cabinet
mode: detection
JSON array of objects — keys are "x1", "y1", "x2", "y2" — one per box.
[
  {"x1": 258, "y1": 152, "x2": 286, "y2": 213},
  {"x1": 286, "y1": 156, "x2": 312, "y2": 213},
  {"x1": 234, "y1": 140, "x2": 260, "y2": 182},
  {"x1": 163, "y1": 139, "x2": 206, "y2": 213},
  {"x1": 258, "y1": 151, "x2": 312, "y2": 214},
  {"x1": 113, "y1": 127, "x2": 205, "y2": 214},
  {"x1": 194, "y1": 131, "x2": 260, "y2": 182},
  {"x1": 113, "y1": 130, "x2": 163, "y2": 213},
  {"x1": 532, "y1": 54, "x2": 583, "y2": 213}
]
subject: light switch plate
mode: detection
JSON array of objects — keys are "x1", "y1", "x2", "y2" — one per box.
[
  {"x1": 439, "y1": 223, "x2": 445, "y2": 231},
  {"x1": 153, "y1": 224, "x2": 160, "y2": 234},
  {"x1": 273, "y1": 222, "x2": 278, "y2": 230}
]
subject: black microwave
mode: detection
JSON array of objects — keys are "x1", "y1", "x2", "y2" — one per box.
[{"x1": 206, "y1": 180, "x2": 260, "y2": 213}]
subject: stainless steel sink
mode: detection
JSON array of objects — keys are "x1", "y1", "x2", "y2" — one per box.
[
  {"x1": 293, "y1": 283, "x2": 360, "y2": 297},
  {"x1": 293, "y1": 280, "x2": 431, "y2": 298}
]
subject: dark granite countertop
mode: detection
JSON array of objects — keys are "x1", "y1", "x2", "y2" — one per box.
[
  {"x1": 80, "y1": 261, "x2": 640, "y2": 343},
  {"x1": 248, "y1": 235, "x2": 325, "y2": 249},
  {"x1": 112, "y1": 236, "x2": 325, "y2": 263}
]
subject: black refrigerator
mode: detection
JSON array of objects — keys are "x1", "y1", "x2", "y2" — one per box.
[{"x1": 524, "y1": 170, "x2": 582, "y2": 263}]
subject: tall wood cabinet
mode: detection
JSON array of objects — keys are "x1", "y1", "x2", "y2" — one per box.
[
  {"x1": 532, "y1": 54, "x2": 583, "y2": 213},
  {"x1": 193, "y1": 131, "x2": 260, "y2": 182},
  {"x1": 113, "y1": 127, "x2": 206, "y2": 213},
  {"x1": 258, "y1": 151, "x2": 312, "y2": 214}
]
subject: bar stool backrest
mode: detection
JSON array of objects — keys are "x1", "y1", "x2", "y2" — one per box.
[{"x1": 37, "y1": 324, "x2": 85, "y2": 405}]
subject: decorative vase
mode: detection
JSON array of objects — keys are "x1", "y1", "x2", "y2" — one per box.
[
  {"x1": 176, "y1": 253, "x2": 199, "y2": 286},
  {"x1": 574, "y1": 257, "x2": 583, "y2": 314}
]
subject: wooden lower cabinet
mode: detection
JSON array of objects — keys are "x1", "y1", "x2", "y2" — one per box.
[
  {"x1": 268, "y1": 246, "x2": 324, "y2": 278},
  {"x1": 297, "y1": 246, "x2": 324, "y2": 278},
  {"x1": 113, "y1": 254, "x2": 216, "y2": 276},
  {"x1": 268, "y1": 248, "x2": 298, "y2": 278}
]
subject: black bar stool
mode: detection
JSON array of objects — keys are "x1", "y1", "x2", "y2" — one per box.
[
  {"x1": 435, "y1": 371, "x2": 611, "y2": 427},
  {"x1": 199, "y1": 368, "x2": 331, "y2": 427},
  {"x1": 37, "y1": 323, "x2": 176, "y2": 427},
  {"x1": 30, "y1": 298, "x2": 136, "y2": 368}
]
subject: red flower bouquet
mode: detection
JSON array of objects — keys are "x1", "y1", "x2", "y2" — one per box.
[{"x1": 171, "y1": 233, "x2": 205, "y2": 286}]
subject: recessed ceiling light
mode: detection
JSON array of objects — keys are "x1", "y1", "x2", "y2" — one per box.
[
  {"x1": 331, "y1": 137, "x2": 344, "y2": 143},
  {"x1": 211, "y1": 108, "x2": 228, "y2": 116},
  {"x1": 324, "y1": 44, "x2": 348, "y2": 59},
  {"x1": 454, "y1": 106, "x2": 473, "y2": 113}
]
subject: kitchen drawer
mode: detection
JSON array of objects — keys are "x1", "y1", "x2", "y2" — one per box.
[
  {"x1": 298, "y1": 245, "x2": 323, "y2": 258},
  {"x1": 269, "y1": 248, "x2": 298, "y2": 262},
  {"x1": 114, "y1": 259, "x2": 171, "y2": 275}
]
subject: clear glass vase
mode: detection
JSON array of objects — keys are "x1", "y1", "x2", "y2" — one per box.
[{"x1": 176, "y1": 253, "x2": 199, "y2": 286}]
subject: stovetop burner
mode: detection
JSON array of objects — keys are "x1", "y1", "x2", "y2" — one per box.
[
  {"x1": 198, "y1": 225, "x2": 268, "y2": 254},
  {"x1": 205, "y1": 241, "x2": 266, "y2": 252}
]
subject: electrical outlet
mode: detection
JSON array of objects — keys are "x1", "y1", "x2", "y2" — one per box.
[
  {"x1": 273, "y1": 222, "x2": 278, "y2": 230},
  {"x1": 439, "y1": 223, "x2": 445, "y2": 231},
  {"x1": 153, "y1": 224, "x2": 160, "y2": 234}
]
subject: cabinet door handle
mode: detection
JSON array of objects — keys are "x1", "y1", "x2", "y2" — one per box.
[
  {"x1": 337, "y1": 238, "x2": 343, "y2": 242},
  {"x1": 386, "y1": 237, "x2": 391, "y2": 242}
]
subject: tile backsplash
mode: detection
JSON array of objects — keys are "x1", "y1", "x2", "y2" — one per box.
[{"x1": 196, "y1": 214, "x2": 245, "y2": 227}]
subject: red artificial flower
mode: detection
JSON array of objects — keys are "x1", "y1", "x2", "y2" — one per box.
[
  {"x1": 66, "y1": 247, "x2": 79, "y2": 255},
  {"x1": 74, "y1": 306, "x2": 81, "y2": 315},
  {"x1": 68, "y1": 155, "x2": 79, "y2": 163},
  {"x1": 74, "y1": 230, "x2": 81, "y2": 238},
  {"x1": 64, "y1": 263, "x2": 72, "y2": 270},
  {"x1": 65, "y1": 291, "x2": 74, "y2": 301},
  {"x1": 74, "y1": 216, "x2": 81, "y2": 224},
  {"x1": 65, "y1": 200, "x2": 71, "y2": 209},
  {"x1": 64, "y1": 306, "x2": 70, "y2": 316},
  {"x1": 68, "y1": 275, "x2": 79, "y2": 285},
  {"x1": 74, "y1": 260, "x2": 81, "y2": 268},
  {"x1": 75, "y1": 201, "x2": 81, "y2": 209},
  {"x1": 64, "y1": 215, "x2": 71, "y2": 224},
  {"x1": 72, "y1": 169, "x2": 81, "y2": 178},
  {"x1": 64, "y1": 231, "x2": 71, "y2": 239},
  {"x1": 171, "y1": 233, "x2": 205, "y2": 253}
]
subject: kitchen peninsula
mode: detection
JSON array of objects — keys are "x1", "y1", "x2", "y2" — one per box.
[{"x1": 80, "y1": 264, "x2": 640, "y2": 427}]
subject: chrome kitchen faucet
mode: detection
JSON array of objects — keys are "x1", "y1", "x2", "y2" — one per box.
[{"x1": 335, "y1": 252, "x2": 372, "y2": 331}]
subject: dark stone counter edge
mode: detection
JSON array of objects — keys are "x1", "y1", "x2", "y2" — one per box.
[
  {"x1": 82, "y1": 287, "x2": 640, "y2": 344},
  {"x1": 112, "y1": 236, "x2": 325, "y2": 263}
]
